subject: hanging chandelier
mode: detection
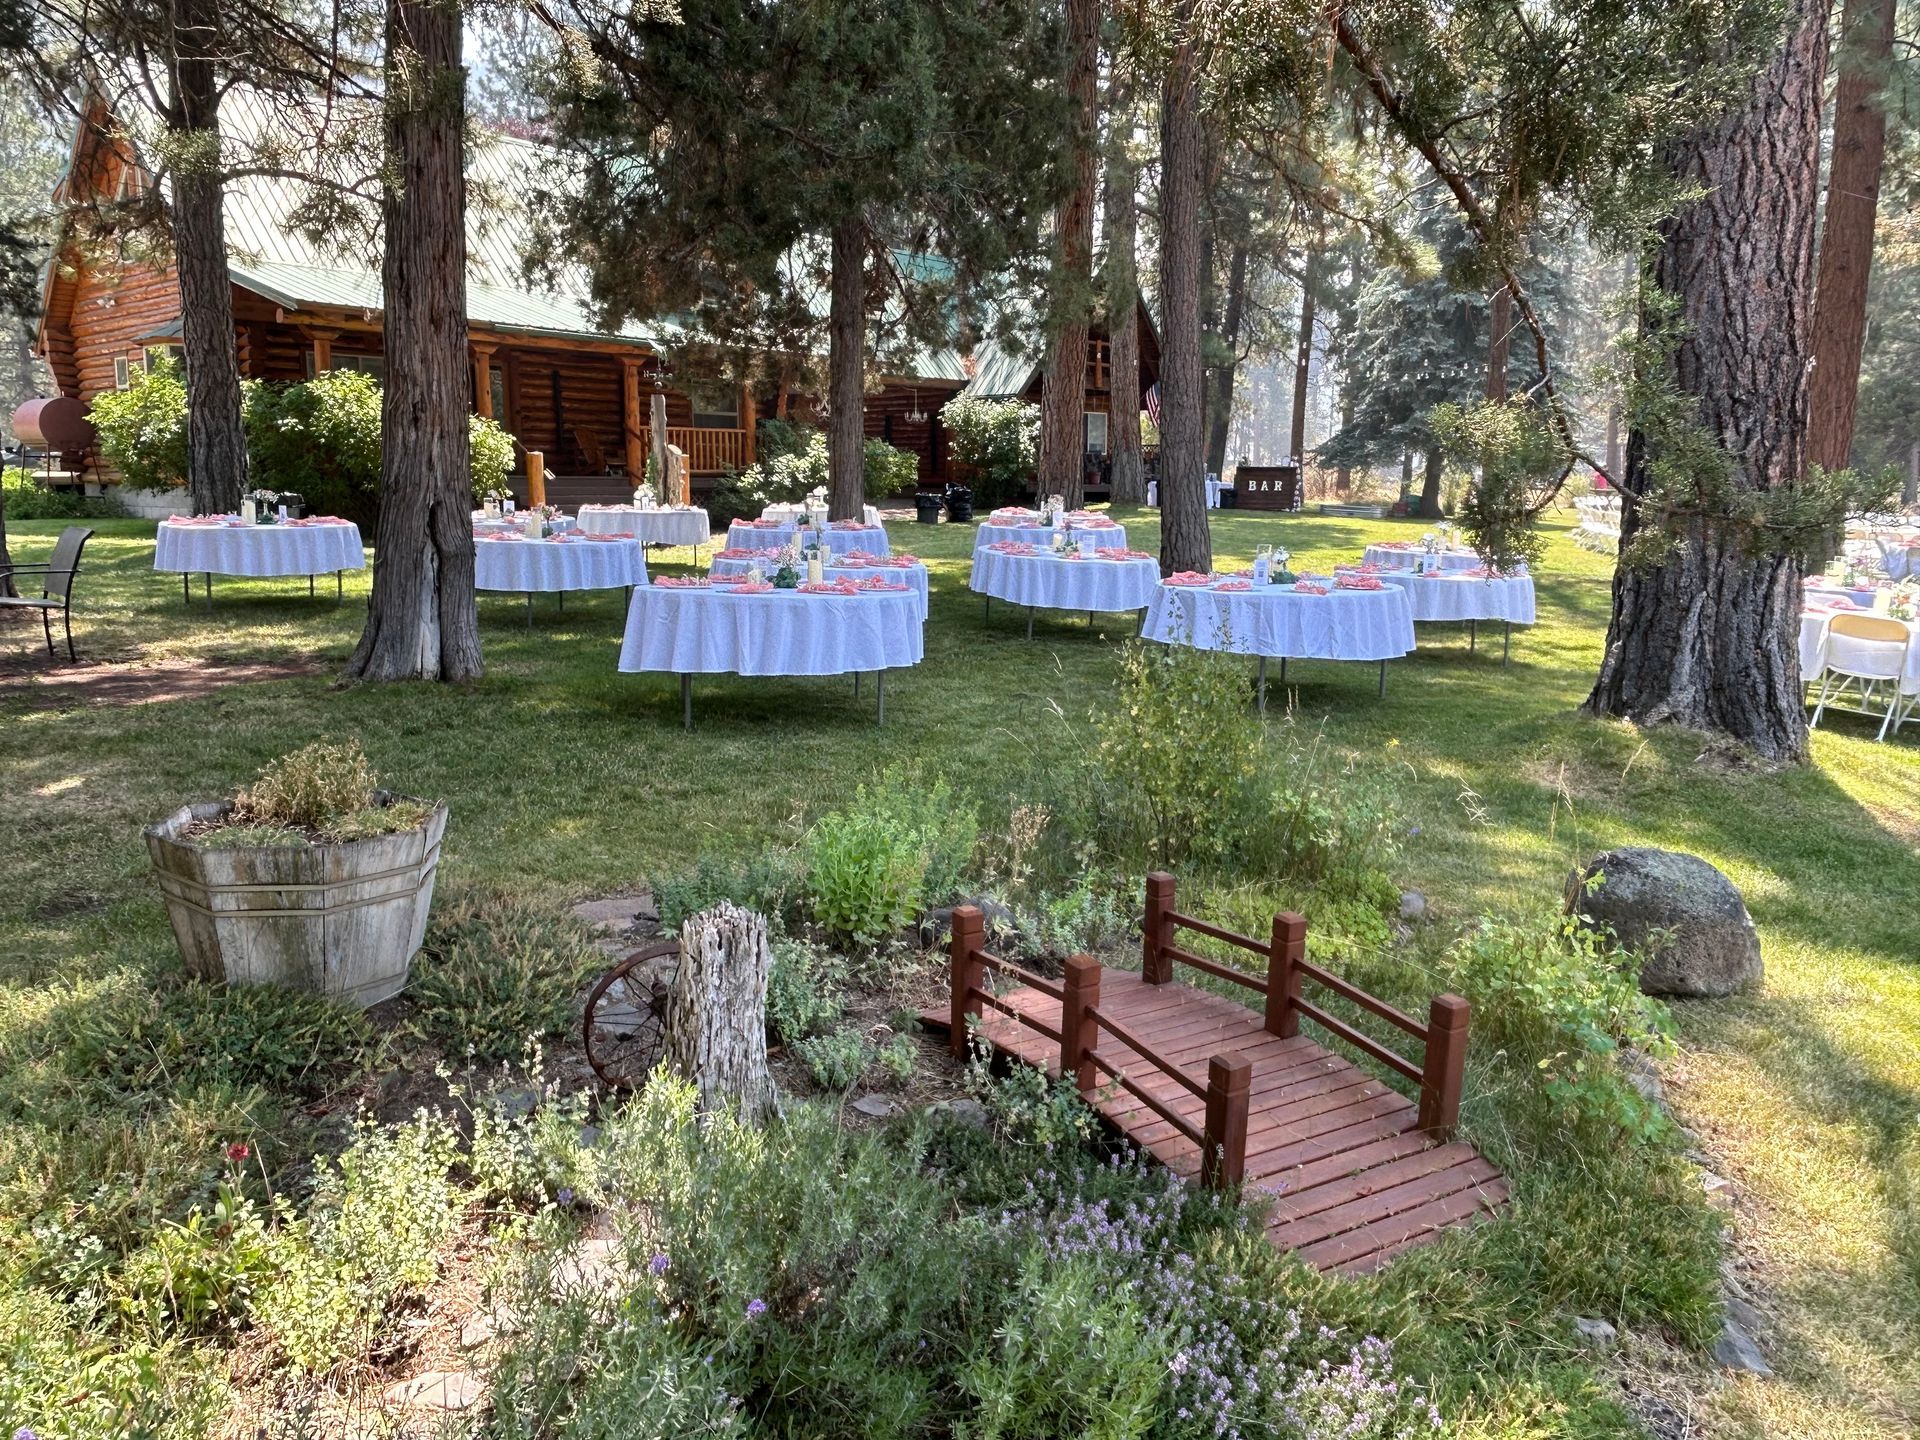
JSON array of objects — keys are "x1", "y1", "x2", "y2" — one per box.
[{"x1": 906, "y1": 388, "x2": 927, "y2": 425}]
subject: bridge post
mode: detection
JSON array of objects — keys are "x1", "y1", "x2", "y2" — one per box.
[
  {"x1": 1201, "y1": 1051, "x2": 1251, "y2": 1189},
  {"x1": 1265, "y1": 912, "x2": 1306, "y2": 1037},
  {"x1": 948, "y1": 905, "x2": 985, "y2": 1059},
  {"x1": 1142, "y1": 872, "x2": 1175, "y2": 984},
  {"x1": 1060, "y1": 954, "x2": 1100, "y2": 1091},
  {"x1": 1417, "y1": 994, "x2": 1471, "y2": 1139}
]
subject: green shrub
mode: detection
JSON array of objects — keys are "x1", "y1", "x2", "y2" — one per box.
[
  {"x1": 654, "y1": 848, "x2": 805, "y2": 936},
  {"x1": 58, "y1": 981, "x2": 376, "y2": 1100},
  {"x1": 410, "y1": 891, "x2": 602, "y2": 1062},
  {"x1": 470, "y1": 411, "x2": 516, "y2": 501},
  {"x1": 1443, "y1": 911, "x2": 1675, "y2": 1141},
  {"x1": 114, "y1": 1183, "x2": 275, "y2": 1339},
  {"x1": 235, "y1": 740, "x2": 375, "y2": 831},
  {"x1": 253, "y1": 1113, "x2": 463, "y2": 1371},
  {"x1": 0, "y1": 470, "x2": 128, "y2": 518},
  {"x1": 766, "y1": 938, "x2": 847, "y2": 1046},
  {"x1": 243, "y1": 369, "x2": 382, "y2": 521},
  {"x1": 804, "y1": 769, "x2": 978, "y2": 943},
  {"x1": 941, "y1": 393, "x2": 1038, "y2": 504},
  {"x1": 792, "y1": 1027, "x2": 868, "y2": 1091},
  {"x1": 715, "y1": 428, "x2": 918, "y2": 524},
  {"x1": 863, "y1": 434, "x2": 920, "y2": 496},
  {"x1": 88, "y1": 359, "x2": 188, "y2": 490}
]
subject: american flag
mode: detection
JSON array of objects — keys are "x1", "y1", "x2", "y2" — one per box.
[{"x1": 1144, "y1": 383, "x2": 1161, "y2": 426}]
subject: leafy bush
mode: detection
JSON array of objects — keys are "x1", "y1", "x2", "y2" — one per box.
[
  {"x1": 410, "y1": 892, "x2": 603, "y2": 1062},
  {"x1": 88, "y1": 359, "x2": 189, "y2": 490},
  {"x1": 804, "y1": 770, "x2": 979, "y2": 943},
  {"x1": 0, "y1": 470, "x2": 128, "y2": 518},
  {"x1": 654, "y1": 848, "x2": 805, "y2": 936},
  {"x1": 863, "y1": 434, "x2": 920, "y2": 496},
  {"x1": 253, "y1": 1113, "x2": 463, "y2": 1371},
  {"x1": 766, "y1": 937, "x2": 847, "y2": 1046},
  {"x1": 470, "y1": 411, "x2": 516, "y2": 500},
  {"x1": 58, "y1": 981, "x2": 376, "y2": 1100},
  {"x1": 792, "y1": 1027, "x2": 868, "y2": 1091},
  {"x1": 243, "y1": 369, "x2": 382, "y2": 521},
  {"x1": 713, "y1": 428, "x2": 918, "y2": 526},
  {"x1": 1443, "y1": 911, "x2": 1676, "y2": 1140},
  {"x1": 236, "y1": 740, "x2": 375, "y2": 831},
  {"x1": 115, "y1": 1183, "x2": 275, "y2": 1339},
  {"x1": 941, "y1": 393, "x2": 1037, "y2": 505}
]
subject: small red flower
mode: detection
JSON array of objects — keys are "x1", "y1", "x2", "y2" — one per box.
[{"x1": 226, "y1": 1142, "x2": 251, "y2": 1162}]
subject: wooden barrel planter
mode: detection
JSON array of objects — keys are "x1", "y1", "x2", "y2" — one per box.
[{"x1": 145, "y1": 794, "x2": 448, "y2": 1008}]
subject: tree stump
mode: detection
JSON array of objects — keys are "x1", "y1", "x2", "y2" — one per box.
[{"x1": 664, "y1": 902, "x2": 776, "y2": 1124}]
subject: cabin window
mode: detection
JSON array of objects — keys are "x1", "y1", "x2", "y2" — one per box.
[
  {"x1": 1084, "y1": 411, "x2": 1108, "y2": 455},
  {"x1": 309, "y1": 352, "x2": 387, "y2": 382},
  {"x1": 690, "y1": 394, "x2": 740, "y2": 430},
  {"x1": 113, "y1": 355, "x2": 131, "y2": 390}
]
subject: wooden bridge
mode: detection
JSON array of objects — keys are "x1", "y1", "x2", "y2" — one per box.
[{"x1": 927, "y1": 874, "x2": 1508, "y2": 1275}]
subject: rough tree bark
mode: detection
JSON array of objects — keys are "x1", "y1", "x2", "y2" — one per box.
[
  {"x1": 1101, "y1": 68, "x2": 1145, "y2": 505},
  {"x1": 169, "y1": 0, "x2": 248, "y2": 515},
  {"x1": 343, "y1": 0, "x2": 482, "y2": 683},
  {"x1": 1203, "y1": 239, "x2": 1248, "y2": 477},
  {"x1": 1806, "y1": 0, "x2": 1897, "y2": 471},
  {"x1": 1288, "y1": 249, "x2": 1316, "y2": 464},
  {"x1": 665, "y1": 902, "x2": 776, "y2": 1124},
  {"x1": 1419, "y1": 446, "x2": 1445, "y2": 519},
  {"x1": 1587, "y1": 0, "x2": 1830, "y2": 761},
  {"x1": 1036, "y1": 0, "x2": 1099, "y2": 508},
  {"x1": 1156, "y1": 15, "x2": 1210, "y2": 575},
  {"x1": 826, "y1": 214, "x2": 867, "y2": 522}
]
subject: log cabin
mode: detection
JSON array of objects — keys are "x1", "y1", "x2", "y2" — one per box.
[{"x1": 36, "y1": 95, "x2": 1155, "y2": 505}]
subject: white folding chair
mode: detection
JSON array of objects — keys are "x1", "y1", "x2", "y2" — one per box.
[{"x1": 1810, "y1": 613, "x2": 1914, "y2": 741}]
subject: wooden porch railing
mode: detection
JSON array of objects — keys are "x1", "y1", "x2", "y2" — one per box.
[
  {"x1": 1142, "y1": 872, "x2": 1471, "y2": 1139},
  {"x1": 948, "y1": 905, "x2": 1252, "y2": 1188},
  {"x1": 641, "y1": 426, "x2": 748, "y2": 474}
]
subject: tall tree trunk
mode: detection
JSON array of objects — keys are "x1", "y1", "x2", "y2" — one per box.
[
  {"x1": 1037, "y1": 0, "x2": 1099, "y2": 508},
  {"x1": 1806, "y1": 0, "x2": 1897, "y2": 471},
  {"x1": 1419, "y1": 446, "x2": 1444, "y2": 518},
  {"x1": 1102, "y1": 69, "x2": 1145, "y2": 506},
  {"x1": 344, "y1": 0, "x2": 482, "y2": 684},
  {"x1": 1156, "y1": 21, "x2": 1209, "y2": 575},
  {"x1": 826, "y1": 214, "x2": 866, "y2": 521},
  {"x1": 1334, "y1": 386, "x2": 1353, "y2": 494},
  {"x1": 1288, "y1": 250, "x2": 1317, "y2": 462},
  {"x1": 1587, "y1": 0, "x2": 1829, "y2": 761},
  {"x1": 1203, "y1": 239, "x2": 1248, "y2": 476},
  {"x1": 169, "y1": 0, "x2": 248, "y2": 516},
  {"x1": 1485, "y1": 284, "x2": 1512, "y2": 401}
]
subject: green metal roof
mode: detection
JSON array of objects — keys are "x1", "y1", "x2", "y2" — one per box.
[{"x1": 959, "y1": 334, "x2": 1041, "y2": 398}]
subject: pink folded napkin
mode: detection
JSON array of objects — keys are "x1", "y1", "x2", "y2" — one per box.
[
  {"x1": 1119, "y1": 548, "x2": 1154, "y2": 560},
  {"x1": 988, "y1": 541, "x2": 1035, "y2": 555},
  {"x1": 653, "y1": 575, "x2": 710, "y2": 587},
  {"x1": 841, "y1": 549, "x2": 877, "y2": 562},
  {"x1": 719, "y1": 581, "x2": 774, "y2": 594},
  {"x1": 1165, "y1": 571, "x2": 1214, "y2": 587},
  {"x1": 584, "y1": 532, "x2": 631, "y2": 541},
  {"x1": 855, "y1": 577, "x2": 908, "y2": 591},
  {"x1": 1336, "y1": 574, "x2": 1385, "y2": 590},
  {"x1": 830, "y1": 521, "x2": 874, "y2": 531},
  {"x1": 1212, "y1": 579, "x2": 1252, "y2": 591},
  {"x1": 798, "y1": 579, "x2": 859, "y2": 595},
  {"x1": 890, "y1": 554, "x2": 919, "y2": 566}
]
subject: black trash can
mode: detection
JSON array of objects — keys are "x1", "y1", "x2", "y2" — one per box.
[
  {"x1": 944, "y1": 483, "x2": 975, "y2": 523},
  {"x1": 1219, "y1": 486, "x2": 1237, "y2": 509},
  {"x1": 914, "y1": 492, "x2": 943, "y2": 524}
]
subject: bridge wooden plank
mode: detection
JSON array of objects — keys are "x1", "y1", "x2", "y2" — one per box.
[
  {"x1": 1264, "y1": 1142, "x2": 1482, "y2": 1225},
  {"x1": 1271, "y1": 1157, "x2": 1503, "y2": 1252},
  {"x1": 1294, "y1": 1175, "x2": 1510, "y2": 1271}
]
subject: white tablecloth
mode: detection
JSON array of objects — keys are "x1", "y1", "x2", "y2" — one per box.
[
  {"x1": 577, "y1": 506, "x2": 711, "y2": 547},
  {"x1": 974, "y1": 521, "x2": 1128, "y2": 551},
  {"x1": 1142, "y1": 581, "x2": 1416, "y2": 661},
  {"x1": 969, "y1": 548, "x2": 1159, "y2": 613},
  {"x1": 1395, "y1": 572, "x2": 1537, "y2": 624},
  {"x1": 763, "y1": 502, "x2": 883, "y2": 527},
  {"x1": 1361, "y1": 545, "x2": 1511, "y2": 575},
  {"x1": 153, "y1": 520, "x2": 365, "y2": 576},
  {"x1": 472, "y1": 511, "x2": 576, "y2": 536},
  {"x1": 1876, "y1": 540, "x2": 1918, "y2": 580},
  {"x1": 1800, "y1": 608, "x2": 1920, "y2": 694},
  {"x1": 619, "y1": 585, "x2": 924, "y2": 676},
  {"x1": 1142, "y1": 480, "x2": 1219, "y2": 508},
  {"x1": 709, "y1": 556, "x2": 929, "y2": 619},
  {"x1": 726, "y1": 520, "x2": 891, "y2": 558},
  {"x1": 473, "y1": 536, "x2": 648, "y2": 592}
]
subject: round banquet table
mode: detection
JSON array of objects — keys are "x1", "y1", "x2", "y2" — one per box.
[
  {"x1": 1390, "y1": 570, "x2": 1536, "y2": 663},
  {"x1": 725, "y1": 519, "x2": 891, "y2": 558},
  {"x1": 576, "y1": 505, "x2": 711, "y2": 547},
  {"x1": 619, "y1": 582, "x2": 925, "y2": 726},
  {"x1": 1141, "y1": 578, "x2": 1416, "y2": 706},
  {"x1": 762, "y1": 501, "x2": 883, "y2": 527},
  {"x1": 1360, "y1": 544, "x2": 1516, "y2": 575},
  {"x1": 473, "y1": 534, "x2": 647, "y2": 624},
  {"x1": 973, "y1": 520, "x2": 1128, "y2": 551},
  {"x1": 709, "y1": 554, "x2": 929, "y2": 619},
  {"x1": 969, "y1": 547, "x2": 1158, "y2": 633},
  {"x1": 472, "y1": 511, "x2": 575, "y2": 535},
  {"x1": 153, "y1": 517, "x2": 365, "y2": 602}
]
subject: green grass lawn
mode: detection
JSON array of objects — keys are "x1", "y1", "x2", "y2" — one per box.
[{"x1": 2, "y1": 505, "x2": 1916, "y2": 1437}]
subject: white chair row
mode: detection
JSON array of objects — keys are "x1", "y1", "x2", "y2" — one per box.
[{"x1": 1809, "y1": 613, "x2": 1916, "y2": 742}]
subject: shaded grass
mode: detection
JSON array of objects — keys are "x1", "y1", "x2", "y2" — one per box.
[{"x1": 1, "y1": 506, "x2": 1916, "y2": 1436}]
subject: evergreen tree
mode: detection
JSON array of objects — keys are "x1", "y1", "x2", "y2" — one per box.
[{"x1": 536, "y1": 0, "x2": 1073, "y2": 521}]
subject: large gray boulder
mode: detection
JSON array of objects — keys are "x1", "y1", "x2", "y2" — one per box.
[{"x1": 1567, "y1": 848, "x2": 1762, "y2": 998}]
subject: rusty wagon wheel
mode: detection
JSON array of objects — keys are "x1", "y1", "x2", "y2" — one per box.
[{"x1": 583, "y1": 940, "x2": 677, "y2": 1088}]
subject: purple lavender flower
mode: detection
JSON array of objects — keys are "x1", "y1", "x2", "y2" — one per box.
[
  {"x1": 649, "y1": 1252, "x2": 670, "y2": 1276},
  {"x1": 16, "y1": 1428, "x2": 40, "y2": 1440},
  {"x1": 745, "y1": 1297, "x2": 767, "y2": 1319},
  {"x1": 555, "y1": 1187, "x2": 574, "y2": 1206}
]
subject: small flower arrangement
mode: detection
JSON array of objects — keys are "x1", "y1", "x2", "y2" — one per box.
[
  {"x1": 1890, "y1": 585, "x2": 1916, "y2": 621},
  {"x1": 633, "y1": 482, "x2": 658, "y2": 509}
]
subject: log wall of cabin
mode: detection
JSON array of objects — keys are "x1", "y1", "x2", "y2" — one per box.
[
  {"x1": 863, "y1": 381, "x2": 964, "y2": 488},
  {"x1": 504, "y1": 349, "x2": 686, "y2": 474},
  {"x1": 55, "y1": 260, "x2": 182, "y2": 403}
]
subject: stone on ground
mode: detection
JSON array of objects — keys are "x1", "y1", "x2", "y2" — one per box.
[
  {"x1": 851, "y1": 1094, "x2": 902, "y2": 1119},
  {"x1": 571, "y1": 893, "x2": 656, "y2": 934},
  {"x1": 1567, "y1": 848, "x2": 1762, "y2": 997},
  {"x1": 1398, "y1": 890, "x2": 1427, "y2": 922},
  {"x1": 1712, "y1": 1322, "x2": 1772, "y2": 1377},
  {"x1": 383, "y1": 1371, "x2": 485, "y2": 1410},
  {"x1": 1572, "y1": 1316, "x2": 1618, "y2": 1350}
]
